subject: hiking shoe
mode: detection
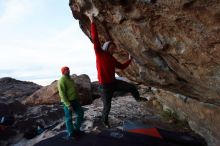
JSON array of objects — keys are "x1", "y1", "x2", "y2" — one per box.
[
  {"x1": 103, "y1": 122, "x2": 111, "y2": 129},
  {"x1": 62, "y1": 135, "x2": 79, "y2": 141},
  {"x1": 135, "y1": 97, "x2": 148, "y2": 102}
]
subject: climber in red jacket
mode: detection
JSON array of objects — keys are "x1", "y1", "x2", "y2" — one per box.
[{"x1": 88, "y1": 15, "x2": 146, "y2": 128}]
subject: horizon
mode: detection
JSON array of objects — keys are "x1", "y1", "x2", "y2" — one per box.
[{"x1": 0, "y1": 0, "x2": 97, "y2": 86}]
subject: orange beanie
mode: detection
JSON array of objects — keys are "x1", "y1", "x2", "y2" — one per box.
[{"x1": 61, "y1": 66, "x2": 69, "y2": 74}]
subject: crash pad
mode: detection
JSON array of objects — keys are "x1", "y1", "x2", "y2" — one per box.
[
  {"x1": 34, "y1": 129, "x2": 182, "y2": 146},
  {"x1": 123, "y1": 120, "x2": 205, "y2": 146}
]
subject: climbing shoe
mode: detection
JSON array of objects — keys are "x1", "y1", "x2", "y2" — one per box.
[
  {"x1": 103, "y1": 122, "x2": 111, "y2": 129},
  {"x1": 63, "y1": 134, "x2": 79, "y2": 141}
]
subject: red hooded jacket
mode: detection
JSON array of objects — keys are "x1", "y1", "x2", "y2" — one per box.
[{"x1": 91, "y1": 22, "x2": 131, "y2": 85}]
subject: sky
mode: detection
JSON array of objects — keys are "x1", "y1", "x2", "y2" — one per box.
[{"x1": 0, "y1": 0, "x2": 97, "y2": 86}]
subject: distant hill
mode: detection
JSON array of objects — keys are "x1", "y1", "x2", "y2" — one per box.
[{"x1": 0, "y1": 77, "x2": 41, "y2": 103}]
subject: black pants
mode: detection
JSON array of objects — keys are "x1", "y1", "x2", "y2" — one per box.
[{"x1": 100, "y1": 79, "x2": 140, "y2": 123}]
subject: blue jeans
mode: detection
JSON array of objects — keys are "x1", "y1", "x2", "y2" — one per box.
[{"x1": 63, "y1": 100, "x2": 84, "y2": 137}]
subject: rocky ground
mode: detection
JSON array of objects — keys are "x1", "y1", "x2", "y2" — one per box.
[
  {"x1": 8, "y1": 88, "x2": 205, "y2": 146},
  {"x1": 0, "y1": 77, "x2": 206, "y2": 146}
]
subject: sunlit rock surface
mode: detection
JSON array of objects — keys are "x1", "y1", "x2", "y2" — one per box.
[{"x1": 23, "y1": 74, "x2": 94, "y2": 105}]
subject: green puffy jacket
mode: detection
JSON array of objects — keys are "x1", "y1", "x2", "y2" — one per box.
[{"x1": 57, "y1": 75, "x2": 77, "y2": 107}]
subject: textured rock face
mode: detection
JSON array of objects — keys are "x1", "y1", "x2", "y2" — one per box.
[
  {"x1": 69, "y1": 0, "x2": 220, "y2": 145},
  {"x1": 70, "y1": 0, "x2": 220, "y2": 103},
  {"x1": 156, "y1": 89, "x2": 220, "y2": 146}
]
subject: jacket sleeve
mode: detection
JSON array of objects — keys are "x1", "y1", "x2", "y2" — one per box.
[
  {"x1": 91, "y1": 22, "x2": 102, "y2": 54},
  {"x1": 58, "y1": 80, "x2": 71, "y2": 107},
  {"x1": 115, "y1": 58, "x2": 132, "y2": 70}
]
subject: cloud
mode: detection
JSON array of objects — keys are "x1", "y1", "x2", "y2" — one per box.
[
  {"x1": 0, "y1": 0, "x2": 97, "y2": 85},
  {"x1": 0, "y1": 0, "x2": 35, "y2": 27},
  {"x1": 0, "y1": 22, "x2": 96, "y2": 85}
]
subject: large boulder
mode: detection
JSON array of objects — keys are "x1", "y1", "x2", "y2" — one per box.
[
  {"x1": 23, "y1": 74, "x2": 93, "y2": 105},
  {"x1": 23, "y1": 81, "x2": 60, "y2": 105},
  {"x1": 69, "y1": 0, "x2": 220, "y2": 103},
  {"x1": 72, "y1": 74, "x2": 93, "y2": 105},
  {"x1": 69, "y1": 0, "x2": 220, "y2": 145},
  {"x1": 91, "y1": 81, "x2": 102, "y2": 99}
]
